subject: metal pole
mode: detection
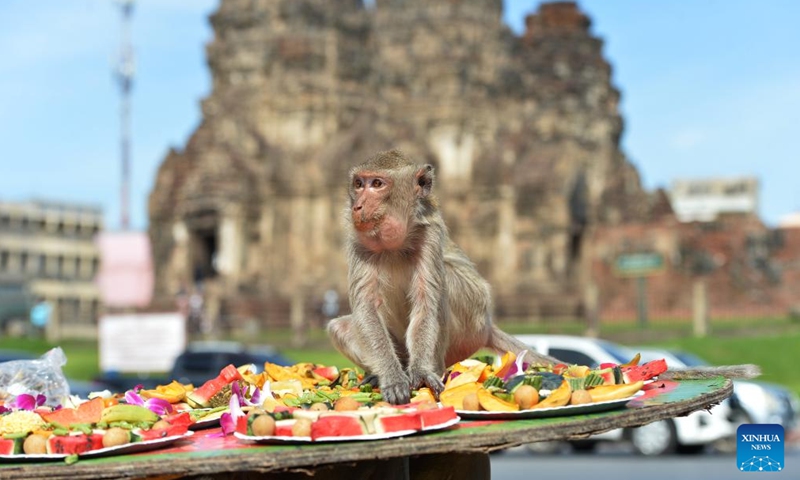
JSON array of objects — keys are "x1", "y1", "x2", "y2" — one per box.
[
  {"x1": 636, "y1": 276, "x2": 648, "y2": 328},
  {"x1": 116, "y1": 1, "x2": 135, "y2": 230}
]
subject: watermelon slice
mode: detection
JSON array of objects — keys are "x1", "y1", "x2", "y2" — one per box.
[
  {"x1": 275, "y1": 419, "x2": 296, "y2": 437},
  {"x1": 136, "y1": 423, "x2": 189, "y2": 441},
  {"x1": 39, "y1": 397, "x2": 105, "y2": 427},
  {"x1": 312, "y1": 366, "x2": 339, "y2": 382},
  {"x1": 235, "y1": 415, "x2": 249, "y2": 435},
  {"x1": 378, "y1": 413, "x2": 422, "y2": 433},
  {"x1": 46, "y1": 433, "x2": 104, "y2": 455},
  {"x1": 622, "y1": 359, "x2": 668, "y2": 383},
  {"x1": 416, "y1": 406, "x2": 457, "y2": 428},
  {"x1": 594, "y1": 367, "x2": 616, "y2": 385},
  {"x1": 0, "y1": 436, "x2": 25, "y2": 455},
  {"x1": 161, "y1": 411, "x2": 193, "y2": 429},
  {"x1": 186, "y1": 364, "x2": 243, "y2": 408},
  {"x1": 310, "y1": 415, "x2": 366, "y2": 440}
]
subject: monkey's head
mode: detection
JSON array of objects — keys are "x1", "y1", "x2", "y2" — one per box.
[{"x1": 348, "y1": 149, "x2": 435, "y2": 252}]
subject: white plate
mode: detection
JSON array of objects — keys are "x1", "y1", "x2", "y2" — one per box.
[
  {"x1": 189, "y1": 413, "x2": 223, "y2": 430},
  {"x1": 234, "y1": 416, "x2": 460, "y2": 444},
  {"x1": 456, "y1": 392, "x2": 643, "y2": 420},
  {"x1": 0, "y1": 431, "x2": 194, "y2": 462}
]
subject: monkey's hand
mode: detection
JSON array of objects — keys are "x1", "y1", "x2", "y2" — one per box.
[
  {"x1": 380, "y1": 378, "x2": 412, "y2": 405},
  {"x1": 408, "y1": 367, "x2": 445, "y2": 399}
]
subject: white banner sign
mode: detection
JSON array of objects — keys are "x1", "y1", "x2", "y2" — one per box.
[{"x1": 99, "y1": 313, "x2": 186, "y2": 373}]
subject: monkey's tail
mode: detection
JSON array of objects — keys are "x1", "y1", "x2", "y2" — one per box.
[
  {"x1": 487, "y1": 325, "x2": 560, "y2": 366},
  {"x1": 660, "y1": 364, "x2": 761, "y2": 380}
]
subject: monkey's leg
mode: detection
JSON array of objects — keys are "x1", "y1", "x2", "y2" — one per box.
[
  {"x1": 330, "y1": 311, "x2": 411, "y2": 404},
  {"x1": 328, "y1": 318, "x2": 389, "y2": 389},
  {"x1": 405, "y1": 267, "x2": 447, "y2": 398},
  {"x1": 327, "y1": 315, "x2": 370, "y2": 372}
]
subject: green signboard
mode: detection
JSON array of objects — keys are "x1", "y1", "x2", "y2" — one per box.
[{"x1": 613, "y1": 252, "x2": 665, "y2": 277}]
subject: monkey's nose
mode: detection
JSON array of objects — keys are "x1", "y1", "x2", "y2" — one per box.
[{"x1": 353, "y1": 205, "x2": 363, "y2": 212}]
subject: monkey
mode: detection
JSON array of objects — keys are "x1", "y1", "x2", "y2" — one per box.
[
  {"x1": 327, "y1": 149, "x2": 761, "y2": 405},
  {"x1": 327, "y1": 149, "x2": 560, "y2": 404}
]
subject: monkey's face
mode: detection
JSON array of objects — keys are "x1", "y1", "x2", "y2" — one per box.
[
  {"x1": 349, "y1": 170, "x2": 411, "y2": 252},
  {"x1": 350, "y1": 170, "x2": 392, "y2": 232}
]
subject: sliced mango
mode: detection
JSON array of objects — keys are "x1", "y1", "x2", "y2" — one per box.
[
  {"x1": 265, "y1": 363, "x2": 294, "y2": 382},
  {"x1": 493, "y1": 351, "x2": 517, "y2": 379},
  {"x1": 140, "y1": 380, "x2": 187, "y2": 404},
  {"x1": 533, "y1": 380, "x2": 571, "y2": 409},
  {"x1": 476, "y1": 388, "x2": 519, "y2": 412},
  {"x1": 440, "y1": 382, "x2": 482, "y2": 410},
  {"x1": 411, "y1": 388, "x2": 437, "y2": 404},
  {"x1": 446, "y1": 363, "x2": 486, "y2": 389},
  {"x1": 621, "y1": 353, "x2": 641, "y2": 367}
]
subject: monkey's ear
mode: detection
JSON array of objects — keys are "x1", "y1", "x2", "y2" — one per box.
[{"x1": 414, "y1": 164, "x2": 434, "y2": 198}]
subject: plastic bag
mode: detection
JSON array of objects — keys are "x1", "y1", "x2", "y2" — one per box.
[{"x1": 0, "y1": 347, "x2": 70, "y2": 406}]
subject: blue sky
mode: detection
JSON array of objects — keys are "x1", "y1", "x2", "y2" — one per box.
[{"x1": 1, "y1": 0, "x2": 798, "y2": 231}]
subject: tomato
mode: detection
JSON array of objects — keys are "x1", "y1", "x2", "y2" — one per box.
[{"x1": 552, "y1": 363, "x2": 569, "y2": 375}]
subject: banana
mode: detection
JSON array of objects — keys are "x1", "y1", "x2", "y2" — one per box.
[
  {"x1": 587, "y1": 381, "x2": 644, "y2": 403},
  {"x1": 100, "y1": 404, "x2": 160, "y2": 424}
]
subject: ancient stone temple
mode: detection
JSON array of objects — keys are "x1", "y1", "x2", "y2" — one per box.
[{"x1": 148, "y1": 1, "x2": 660, "y2": 328}]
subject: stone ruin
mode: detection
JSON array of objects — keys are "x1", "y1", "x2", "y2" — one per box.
[{"x1": 147, "y1": 0, "x2": 800, "y2": 331}]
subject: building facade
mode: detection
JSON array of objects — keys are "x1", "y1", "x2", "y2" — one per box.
[
  {"x1": 669, "y1": 177, "x2": 759, "y2": 223},
  {"x1": 0, "y1": 200, "x2": 103, "y2": 340}
]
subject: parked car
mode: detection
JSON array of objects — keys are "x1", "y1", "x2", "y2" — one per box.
[
  {"x1": 169, "y1": 341, "x2": 293, "y2": 386},
  {"x1": 635, "y1": 347, "x2": 799, "y2": 453},
  {"x1": 515, "y1": 334, "x2": 736, "y2": 455}
]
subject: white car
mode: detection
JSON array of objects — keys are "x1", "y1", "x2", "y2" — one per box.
[
  {"x1": 515, "y1": 334, "x2": 736, "y2": 455},
  {"x1": 635, "y1": 347, "x2": 799, "y2": 452}
]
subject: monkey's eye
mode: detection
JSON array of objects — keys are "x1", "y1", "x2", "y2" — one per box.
[
  {"x1": 354, "y1": 179, "x2": 363, "y2": 189},
  {"x1": 371, "y1": 179, "x2": 383, "y2": 188}
]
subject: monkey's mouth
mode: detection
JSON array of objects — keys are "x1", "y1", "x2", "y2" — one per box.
[
  {"x1": 353, "y1": 214, "x2": 382, "y2": 232},
  {"x1": 354, "y1": 221, "x2": 376, "y2": 232}
]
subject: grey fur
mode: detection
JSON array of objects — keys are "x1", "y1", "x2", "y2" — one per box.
[{"x1": 659, "y1": 364, "x2": 761, "y2": 380}]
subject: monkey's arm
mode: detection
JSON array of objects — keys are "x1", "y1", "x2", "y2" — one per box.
[
  {"x1": 405, "y1": 233, "x2": 448, "y2": 396},
  {"x1": 348, "y1": 261, "x2": 411, "y2": 404}
]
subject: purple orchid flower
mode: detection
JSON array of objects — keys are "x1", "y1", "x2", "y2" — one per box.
[
  {"x1": 124, "y1": 388, "x2": 174, "y2": 416},
  {"x1": 231, "y1": 382, "x2": 261, "y2": 407},
  {"x1": 219, "y1": 392, "x2": 245, "y2": 436},
  {"x1": 8, "y1": 393, "x2": 46, "y2": 411}
]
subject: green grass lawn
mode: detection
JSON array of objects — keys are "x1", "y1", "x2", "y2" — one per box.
[
  {"x1": 2, "y1": 322, "x2": 799, "y2": 398},
  {"x1": 641, "y1": 332, "x2": 800, "y2": 397}
]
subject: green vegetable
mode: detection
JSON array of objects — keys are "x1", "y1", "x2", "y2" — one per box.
[{"x1": 482, "y1": 376, "x2": 505, "y2": 389}]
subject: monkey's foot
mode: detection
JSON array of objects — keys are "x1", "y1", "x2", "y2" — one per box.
[{"x1": 408, "y1": 368, "x2": 445, "y2": 398}]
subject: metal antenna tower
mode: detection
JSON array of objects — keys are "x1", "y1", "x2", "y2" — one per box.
[{"x1": 115, "y1": 0, "x2": 135, "y2": 230}]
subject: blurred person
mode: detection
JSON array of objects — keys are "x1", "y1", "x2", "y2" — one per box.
[
  {"x1": 188, "y1": 289, "x2": 204, "y2": 337},
  {"x1": 29, "y1": 297, "x2": 52, "y2": 337},
  {"x1": 322, "y1": 289, "x2": 340, "y2": 319}
]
